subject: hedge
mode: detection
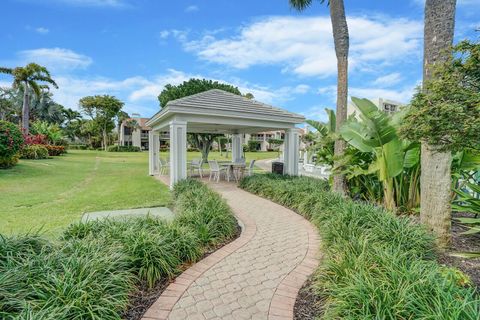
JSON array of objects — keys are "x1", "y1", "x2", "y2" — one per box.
[
  {"x1": 19, "y1": 144, "x2": 49, "y2": 160},
  {"x1": 107, "y1": 145, "x2": 141, "y2": 152},
  {"x1": 0, "y1": 179, "x2": 237, "y2": 319},
  {"x1": 239, "y1": 174, "x2": 480, "y2": 319},
  {"x1": 0, "y1": 120, "x2": 24, "y2": 169}
]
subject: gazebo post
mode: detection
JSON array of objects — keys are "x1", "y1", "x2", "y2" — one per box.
[
  {"x1": 148, "y1": 130, "x2": 160, "y2": 176},
  {"x1": 283, "y1": 128, "x2": 299, "y2": 176},
  {"x1": 169, "y1": 120, "x2": 187, "y2": 189},
  {"x1": 231, "y1": 133, "x2": 242, "y2": 162}
]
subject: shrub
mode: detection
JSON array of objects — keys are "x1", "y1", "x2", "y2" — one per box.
[
  {"x1": 247, "y1": 140, "x2": 260, "y2": 152},
  {"x1": 239, "y1": 174, "x2": 480, "y2": 319},
  {"x1": 1, "y1": 179, "x2": 237, "y2": 318},
  {"x1": 0, "y1": 120, "x2": 24, "y2": 169},
  {"x1": 68, "y1": 144, "x2": 87, "y2": 150},
  {"x1": 23, "y1": 133, "x2": 47, "y2": 146},
  {"x1": 45, "y1": 145, "x2": 66, "y2": 156},
  {"x1": 107, "y1": 145, "x2": 141, "y2": 152},
  {"x1": 19, "y1": 145, "x2": 49, "y2": 160}
]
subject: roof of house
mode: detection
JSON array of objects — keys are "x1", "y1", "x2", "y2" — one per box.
[
  {"x1": 123, "y1": 117, "x2": 151, "y2": 130},
  {"x1": 147, "y1": 89, "x2": 305, "y2": 131}
]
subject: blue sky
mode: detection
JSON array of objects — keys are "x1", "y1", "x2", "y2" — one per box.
[{"x1": 1, "y1": 0, "x2": 479, "y2": 121}]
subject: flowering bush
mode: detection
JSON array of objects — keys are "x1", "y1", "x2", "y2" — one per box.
[
  {"x1": 20, "y1": 145, "x2": 49, "y2": 160},
  {"x1": 45, "y1": 145, "x2": 66, "y2": 156},
  {"x1": 0, "y1": 120, "x2": 24, "y2": 168},
  {"x1": 23, "y1": 134, "x2": 48, "y2": 146}
]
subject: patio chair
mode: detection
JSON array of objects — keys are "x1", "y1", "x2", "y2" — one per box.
[
  {"x1": 208, "y1": 160, "x2": 227, "y2": 182},
  {"x1": 190, "y1": 158, "x2": 204, "y2": 178},
  {"x1": 247, "y1": 159, "x2": 256, "y2": 176},
  {"x1": 159, "y1": 157, "x2": 169, "y2": 175}
]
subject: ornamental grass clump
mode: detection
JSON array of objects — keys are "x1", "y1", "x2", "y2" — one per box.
[
  {"x1": 239, "y1": 174, "x2": 480, "y2": 319},
  {"x1": 1, "y1": 179, "x2": 236, "y2": 318}
]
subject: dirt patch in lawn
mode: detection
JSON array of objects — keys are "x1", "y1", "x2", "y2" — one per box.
[
  {"x1": 124, "y1": 223, "x2": 241, "y2": 320},
  {"x1": 439, "y1": 212, "x2": 480, "y2": 289},
  {"x1": 294, "y1": 277, "x2": 325, "y2": 320}
]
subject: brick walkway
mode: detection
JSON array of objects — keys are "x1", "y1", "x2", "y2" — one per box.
[{"x1": 143, "y1": 180, "x2": 320, "y2": 320}]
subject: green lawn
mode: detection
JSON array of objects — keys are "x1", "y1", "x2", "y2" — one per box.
[
  {"x1": 0, "y1": 150, "x2": 277, "y2": 238},
  {"x1": 0, "y1": 150, "x2": 171, "y2": 238}
]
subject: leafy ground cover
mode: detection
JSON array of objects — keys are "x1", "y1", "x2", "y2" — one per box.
[
  {"x1": 240, "y1": 174, "x2": 480, "y2": 319},
  {"x1": 0, "y1": 179, "x2": 237, "y2": 319}
]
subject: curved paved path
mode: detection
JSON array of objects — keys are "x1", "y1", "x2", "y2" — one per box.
[{"x1": 143, "y1": 181, "x2": 320, "y2": 320}]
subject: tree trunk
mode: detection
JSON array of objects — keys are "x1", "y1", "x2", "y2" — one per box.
[
  {"x1": 22, "y1": 83, "x2": 30, "y2": 135},
  {"x1": 103, "y1": 123, "x2": 108, "y2": 151},
  {"x1": 330, "y1": 0, "x2": 349, "y2": 195},
  {"x1": 421, "y1": 0, "x2": 456, "y2": 248}
]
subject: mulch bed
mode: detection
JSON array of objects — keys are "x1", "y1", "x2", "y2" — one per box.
[
  {"x1": 293, "y1": 277, "x2": 325, "y2": 320},
  {"x1": 123, "y1": 223, "x2": 242, "y2": 320},
  {"x1": 439, "y1": 212, "x2": 480, "y2": 289}
]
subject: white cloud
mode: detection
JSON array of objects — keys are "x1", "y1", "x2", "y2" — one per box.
[
  {"x1": 179, "y1": 15, "x2": 422, "y2": 77},
  {"x1": 159, "y1": 30, "x2": 170, "y2": 39},
  {"x1": 349, "y1": 86, "x2": 417, "y2": 104},
  {"x1": 18, "y1": 48, "x2": 93, "y2": 71},
  {"x1": 35, "y1": 27, "x2": 49, "y2": 34},
  {"x1": 372, "y1": 72, "x2": 403, "y2": 87},
  {"x1": 185, "y1": 5, "x2": 199, "y2": 12},
  {"x1": 301, "y1": 106, "x2": 331, "y2": 122}
]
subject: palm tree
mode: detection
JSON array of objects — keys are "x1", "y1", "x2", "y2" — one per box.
[
  {"x1": 63, "y1": 108, "x2": 82, "y2": 125},
  {"x1": 0, "y1": 63, "x2": 58, "y2": 134},
  {"x1": 289, "y1": 0, "x2": 349, "y2": 194},
  {"x1": 421, "y1": 0, "x2": 457, "y2": 248}
]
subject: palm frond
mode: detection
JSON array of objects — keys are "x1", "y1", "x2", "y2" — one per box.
[{"x1": 0, "y1": 67, "x2": 13, "y2": 75}]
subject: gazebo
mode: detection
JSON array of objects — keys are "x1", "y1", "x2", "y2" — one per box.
[{"x1": 145, "y1": 89, "x2": 305, "y2": 188}]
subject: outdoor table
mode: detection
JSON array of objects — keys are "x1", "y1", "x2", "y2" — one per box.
[{"x1": 219, "y1": 162, "x2": 246, "y2": 182}]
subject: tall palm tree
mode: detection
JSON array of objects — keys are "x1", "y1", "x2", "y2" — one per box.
[
  {"x1": 421, "y1": 0, "x2": 457, "y2": 248},
  {"x1": 289, "y1": 0, "x2": 349, "y2": 194},
  {"x1": 0, "y1": 63, "x2": 58, "y2": 134}
]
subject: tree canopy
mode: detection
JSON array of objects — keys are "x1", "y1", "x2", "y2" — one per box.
[
  {"x1": 158, "y1": 78, "x2": 242, "y2": 108},
  {"x1": 400, "y1": 41, "x2": 480, "y2": 152}
]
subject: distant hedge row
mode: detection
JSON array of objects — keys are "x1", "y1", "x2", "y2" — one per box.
[{"x1": 239, "y1": 174, "x2": 480, "y2": 319}]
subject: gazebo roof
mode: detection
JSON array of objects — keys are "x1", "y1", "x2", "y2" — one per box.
[{"x1": 146, "y1": 89, "x2": 305, "y2": 134}]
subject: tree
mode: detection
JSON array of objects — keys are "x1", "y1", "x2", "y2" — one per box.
[
  {"x1": 116, "y1": 110, "x2": 130, "y2": 145},
  {"x1": 402, "y1": 0, "x2": 457, "y2": 248},
  {"x1": 290, "y1": 0, "x2": 349, "y2": 195},
  {"x1": 401, "y1": 39, "x2": 480, "y2": 247},
  {"x1": 0, "y1": 63, "x2": 58, "y2": 134},
  {"x1": 79, "y1": 95, "x2": 124, "y2": 151},
  {"x1": 158, "y1": 79, "x2": 242, "y2": 162}
]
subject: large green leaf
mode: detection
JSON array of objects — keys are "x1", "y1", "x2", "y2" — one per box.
[
  {"x1": 350, "y1": 97, "x2": 398, "y2": 148},
  {"x1": 403, "y1": 143, "x2": 420, "y2": 169},
  {"x1": 325, "y1": 108, "x2": 336, "y2": 133},
  {"x1": 377, "y1": 138, "x2": 404, "y2": 181},
  {"x1": 340, "y1": 120, "x2": 374, "y2": 152},
  {"x1": 453, "y1": 217, "x2": 480, "y2": 224}
]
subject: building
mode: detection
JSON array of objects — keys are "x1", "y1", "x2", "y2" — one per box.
[
  {"x1": 242, "y1": 128, "x2": 307, "y2": 152},
  {"x1": 347, "y1": 97, "x2": 403, "y2": 117},
  {"x1": 119, "y1": 114, "x2": 170, "y2": 150}
]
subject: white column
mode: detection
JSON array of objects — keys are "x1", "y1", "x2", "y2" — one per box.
[
  {"x1": 283, "y1": 128, "x2": 300, "y2": 175},
  {"x1": 231, "y1": 133, "x2": 243, "y2": 163},
  {"x1": 169, "y1": 120, "x2": 187, "y2": 189},
  {"x1": 149, "y1": 131, "x2": 160, "y2": 175}
]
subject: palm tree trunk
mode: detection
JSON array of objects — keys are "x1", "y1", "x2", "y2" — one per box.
[
  {"x1": 421, "y1": 0, "x2": 456, "y2": 248},
  {"x1": 22, "y1": 83, "x2": 30, "y2": 134},
  {"x1": 330, "y1": 0, "x2": 349, "y2": 195}
]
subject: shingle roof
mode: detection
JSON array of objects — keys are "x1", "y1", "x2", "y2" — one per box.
[{"x1": 166, "y1": 89, "x2": 304, "y2": 122}]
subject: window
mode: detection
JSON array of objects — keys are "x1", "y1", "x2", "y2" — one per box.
[
  {"x1": 124, "y1": 127, "x2": 132, "y2": 135},
  {"x1": 383, "y1": 103, "x2": 397, "y2": 113}
]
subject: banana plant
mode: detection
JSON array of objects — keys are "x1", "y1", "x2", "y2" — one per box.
[
  {"x1": 306, "y1": 108, "x2": 336, "y2": 166},
  {"x1": 340, "y1": 97, "x2": 414, "y2": 211}
]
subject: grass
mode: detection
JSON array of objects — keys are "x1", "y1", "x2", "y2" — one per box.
[
  {"x1": 0, "y1": 150, "x2": 276, "y2": 238},
  {"x1": 0, "y1": 150, "x2": 171, "y2": 238},
  {"x1": 1, "y1": 179, "x2": 237, "y2": 319},
  {"x1": 240, "y1": 174, "x2": 480, "y2": 319}
]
